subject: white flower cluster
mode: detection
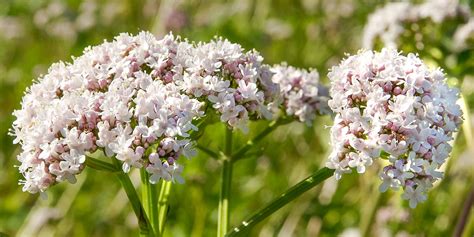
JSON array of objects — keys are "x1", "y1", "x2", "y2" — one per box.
[
  {"x1": 363, "y1": 0, "x2": 470, "y2": 49},
  {"x1": 271, "y1": 64, "x2": 329, "y2": 124},
  {"x1": 11, "y1": 32, "x2": 328, "y2": 194},
  {"x1": 174, "y1": 37, "x2": 280, "y2": 133},
  {"x1": 326, "y1": 49, "x2": 462, "y2": 208}
]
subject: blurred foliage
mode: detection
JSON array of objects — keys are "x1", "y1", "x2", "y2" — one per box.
[{"x1": 0, "y1": 0, "x2": 473, "y2": 236}]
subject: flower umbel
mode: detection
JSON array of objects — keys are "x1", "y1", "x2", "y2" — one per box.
[
  {"x1": 326, "y1": 48, "x2": 462, "y2": 208},
  {"x1": 271, "y1": 64, "x2": 330, "y2": 124},
  {"x1": 10, "y1": 32, "x2": 328, "y2": 194}
]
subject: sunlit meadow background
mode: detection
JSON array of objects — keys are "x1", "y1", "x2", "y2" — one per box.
[{"x1": 0, "y1": 0, "x2": 473, "y2": 236}]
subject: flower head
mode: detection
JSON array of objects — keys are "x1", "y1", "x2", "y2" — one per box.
[
  {"x1": 271, "y1": 64, "x2": 330, "y2": 123},
  {"x1": 10, "y1": 32, "x2": 206, "y2": 193},
  {"x1": 326, "y1": 48, "x2": 462, "y2": 207},
  {"x1": 11, "y1": 31, "x2": 328, "y2": 194}
]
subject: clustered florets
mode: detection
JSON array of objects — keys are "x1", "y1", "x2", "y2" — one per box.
[
  {"x1": 271, "y1": 64, "x2": 330, "y2": 124},
  {"x1": 10, "y1": 31, "x2": 464, "y2": 209},
  {"x1": 326, "y1": 49, "x2": 462, "y2": 208},
  {"x1": 10, "y1": 32, "x2": 328, "y2": 194}
]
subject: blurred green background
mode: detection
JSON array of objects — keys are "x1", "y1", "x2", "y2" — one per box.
[{"x1": 0, "y1": 0, "x2": 473, "y2": 236}]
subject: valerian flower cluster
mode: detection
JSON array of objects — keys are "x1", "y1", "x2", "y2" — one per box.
[
  {"x1": 10, "y1": 32, "x2": 329, "y2": 194},
  {"x1": 271, "y1": 64, "x2": 329, "y2": 124},
  {"x1": 10, "y1": 31, "x2": 463, "y2": 209},
  {"x1": 326, "y1": 49, "x2": 462, "y2": 208}
]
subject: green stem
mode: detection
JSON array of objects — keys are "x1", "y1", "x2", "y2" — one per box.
[
  {"x1": 232, "y1": 119, "x2": 285, "y2": 161},
  {"x1": 85, "y1": 156, "x2": 120, "y2": 173},
  {"x1": 226, "y1": 167, "x2": 334, "y2": 236},
  {"x1": 196, "y1": 144, "x2": 219, "y2": 159},
  {"x1": 110, "y1": 157, "x2": 152, "y2": 236},
  {"x1": 225, "y1": 126, "x2": 233, "y2": 155},
  {"x1": 218, "y1": 127, "x2": 233, "y2": 237},
  {"x1": 157, "y1": 181, "x2": 172, "y2": 236},
  {"x1": 141, "y1": 169, "x2": 158, "y2": 236},
  {"x1": 85, "y1": 156, "x2": 152, "y2": 236},
  {"x1": 218, "y1": 159, "x2": 233, "y2": 237}
]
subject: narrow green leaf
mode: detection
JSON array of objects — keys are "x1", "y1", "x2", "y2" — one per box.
[
  {"x1": 226, "y1": 167, "x2": 334, "y2": 236},
  {"x1": 85, "y1": 156, "x2": 120, "y2": 173}
]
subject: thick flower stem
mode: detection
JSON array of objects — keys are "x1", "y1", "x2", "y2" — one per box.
[
  {"x1": 157, "y1": 181, "x2": 172, "y2": 236},
  {"x1": 110, "y1": 158, "x2": 153, "y2": 236},
  {"x1": 218, "y1": 159, "x2": 233, "y2": 237},
  {"x1": 86, "y1": 156, "x2": 153, "y2": 236},
  {"x1": 226, "y1": 167, "x2": 334, "y2": 236},
  {"x1": 85, "y1": 156, "x2": 120, "y2": 172},
  {"x1": 141, "y1": 169, "x2": 158, "y2": 236},
  {"x1": 218, "y1": 127, "x2": 233, "y2": 237}
]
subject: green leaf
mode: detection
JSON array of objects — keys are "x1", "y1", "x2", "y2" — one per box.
[
  {"x1": 226, "y1": 167, "x2": 334, "y2": 236},
  {"x1": 85, "y1": 156, "x2": 120, "y2": 173}
]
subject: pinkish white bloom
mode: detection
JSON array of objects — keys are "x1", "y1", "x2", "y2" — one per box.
[
  {"x1": 175, "y1": 37, "x2": 281, "y2": 132},
  {"x1": 326, "y1": 49, "x2": 462, "y2": 208},
  {"x1": 270, "y1": 64, "x2": 330, "y2": 123},
  {"x1": 10, "y1": 32, "x2": 204, "y2": 193},
  {"x1": 11, "y1": 31, "x2": 328, "y2": 194}
]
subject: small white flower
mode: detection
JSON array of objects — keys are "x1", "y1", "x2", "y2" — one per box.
[
  {"x1": 237, "y1": 80, "x2": 259, "y2": 100},
  {"x1": 52, "y1": 149, "x2": 85, "y2": 183},
  {"x1": 402, "y1": 185, "x2": 427, "y2": 208},
  {"x1": 166, "y1": 162, "x2": 184, "y2": 184},
  {"x1": 116, "y1": 148, "x2": 143, "y2": 173},
  {"x1": 96, "y1": 121, "x2": 118, "y2": 157},
  {"x1": 379, "y1": 170, "x2": 401, "y2": 192},
  {"x1": 423, "y1": 161, "x2": 443, "y2": 179},
  {"x1": 146, "y1": 156, "x2": 171, "y2": 184},
  {"x1": 38, "y1": 139, "x2": 62, "y2": 159},
  {"x1": 347, "y1": 152, "x2": 371, "y2": 174}
]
